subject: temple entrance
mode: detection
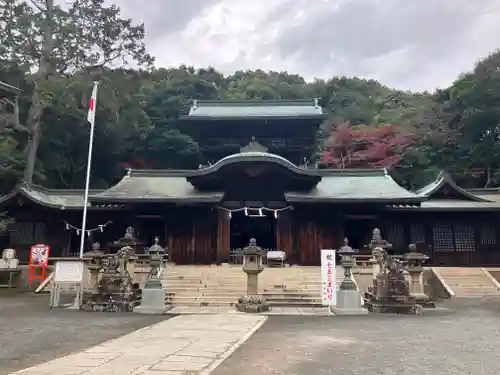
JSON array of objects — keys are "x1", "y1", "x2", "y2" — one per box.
[{"x1": 230, "y1": 212, "x2": 276, "y2": 250}]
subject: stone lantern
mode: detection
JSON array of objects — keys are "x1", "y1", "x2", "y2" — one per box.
[
  {"x1": 338, "y1": 238, "x2": 358, "y2": 291},
  {"x1": 145, "y1": 237, "x2": 166, "y2": 288},
  {"x1": 404, "y1": 244, "x2": 434, "y2": 307},
  {"x1": 84, "y1": 242, "x2": 104, "y2": 291},
  {"x1": 235, "y1": 238, "x2": 270, "y2": 313},
  {"x1": 134, "y1": 236, "x2": 170, "y2": 314},
  {"x1": 331, "y1": 238, "x2": 367, "y2": 315}
]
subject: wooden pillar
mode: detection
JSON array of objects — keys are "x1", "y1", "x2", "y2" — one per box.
[
  {"x1": 276, "y1": 210, "x2": 293, "y2": 260},
  {"x1": 216, "y1": 210, "x2": 230, "y2": 263}
]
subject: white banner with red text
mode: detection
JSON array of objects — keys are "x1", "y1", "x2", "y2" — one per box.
[{"x1": 321, "y1": 249, "x2": 337, "y2": 306}]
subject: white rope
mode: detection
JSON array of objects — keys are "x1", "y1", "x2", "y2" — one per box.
[
  {"x1": 64, "y1": 220, "x2": 112, "y2": 236},
  {"x1": 217, "y1": 205, "x2": 293, "y2": 219}
]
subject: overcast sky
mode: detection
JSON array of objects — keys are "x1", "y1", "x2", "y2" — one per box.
[{"x1": 110, "y1": 0, "x2": 500, "y2": 92}]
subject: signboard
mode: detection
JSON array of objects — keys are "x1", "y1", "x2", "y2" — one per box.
[
  {"x1": 29, "y1": 244, "x2": 50, "y2": 266},
  {"x1": 54, "y1": 261, "x2": 87, "y2": 283},
  {"x1": 29, "y1": 244, "x2": 50, "y2": 286},
  {"x1": 321, "y1": 249, "x2": 336, "y2": 306}
]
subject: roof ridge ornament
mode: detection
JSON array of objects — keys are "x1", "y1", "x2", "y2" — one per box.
[{"x1": 240, "y1": 136, "x2": 268, "y2": 153}]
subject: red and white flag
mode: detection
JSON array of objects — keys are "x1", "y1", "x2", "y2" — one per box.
[{"x1": 87, "y1": 82, "x2": 99, "y2": 125}]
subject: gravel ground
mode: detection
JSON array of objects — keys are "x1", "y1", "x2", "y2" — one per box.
[
  {"x1": 213, "y1": 298, "x2": 500, "y2": 375},
  {"x1": 0, "y1": 292, "x2": 169, "y2": 375}
]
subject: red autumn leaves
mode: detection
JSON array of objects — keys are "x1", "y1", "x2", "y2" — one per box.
[{"x1": 320, "y1": 123, "x2": 414, "y2": 170}]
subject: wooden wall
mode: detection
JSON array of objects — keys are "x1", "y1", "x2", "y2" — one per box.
[
  {"x1": 167, "y1": 207, "x2": 218, "y2": 264},
  {"x1": 292, "y1": 206, "x2": 343, "y2": 265},
  {"x1": 380, "y1": 211, "x2": 500, "y2": 266},
  {"x1": 216, "y1": 210, "x2": 230, "y2": 263}
]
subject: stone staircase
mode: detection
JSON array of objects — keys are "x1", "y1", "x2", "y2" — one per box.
[
  {"x1": 432, "y1": 267, "x2": 500, "y2": 298},
  {"x1": 162, "y1": 265, "x2": 346, "y2": 308}
]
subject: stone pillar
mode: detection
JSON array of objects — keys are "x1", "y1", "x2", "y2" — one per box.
[{"x1": 247, "y1": 272, "x2": 258, "y2": 295}]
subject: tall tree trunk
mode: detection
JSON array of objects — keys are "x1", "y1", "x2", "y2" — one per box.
[{"x1": 23, "y1": 0, "x2": 54, "y2": 185}]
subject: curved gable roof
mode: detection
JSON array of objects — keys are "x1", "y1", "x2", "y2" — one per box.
[
  {"x1": 416, "y1": 171, "x2": 489, "y2": 202},
  {"x1": 0, "y1": 184, "x2": 104, "y2": 209},
  {"x1": 191, "y1": 151, "x2": 320, "y2": 177},
  {"x1": 187, "y1": 151, "x2": 321, "y2": 190}
]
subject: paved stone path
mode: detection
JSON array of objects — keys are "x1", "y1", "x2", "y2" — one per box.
[
  {"x1": 0, "y1": 293, "x2": 168, "y2": 375},
  {"x1": 9, "y1": 314, "x2": 266, "y2": 375}
]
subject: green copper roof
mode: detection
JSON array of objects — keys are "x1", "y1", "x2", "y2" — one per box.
[
  {"x1": 90, "y1": 170, "x2": 223, "y2": 203},
  {"x1": 91, "y1": 168, "x2": 420, "y2": 204},
  {"x1": 0, "y1": 184, "x2": 104, "y2": 209},
  {"x1": 183, "y1": 99, "x2": 324, "y2": 120},
  {"x1": 416, "y1": 171, "x2": 488, "y2": 202},
  {"x1": 388, "y1": 200, "x2": 500, "y2": 211},
  {"x1": 285, "y1": 170, "x2": 422, "y2": 203}
]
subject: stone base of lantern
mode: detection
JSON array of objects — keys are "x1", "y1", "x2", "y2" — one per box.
[
  {"x1": 133, "y1": 282, "x2": 171, "y2": 315},
  {"x1": 330, "y1": 289, "x2": 368, "y2": 315},
  {"x1": 413, "y1": 293, "x2": 435, "y2": 308},
  {"x1": 235, "y1": 295, "x2": 270, "y2": 313}
]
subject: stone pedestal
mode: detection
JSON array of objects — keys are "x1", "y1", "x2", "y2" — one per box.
[
  {"x1": 407, "y1": 269, "x2": 434, "y2": 307},
  {"x1": 405, "y1": 244, "x2": 435, "y2": 308},
  {"x1": 330, "y1": 289, "x2": 368, "y2": 315},
  {"x1": 134, "y1": 281, "x2": 170, "y2": 314}
]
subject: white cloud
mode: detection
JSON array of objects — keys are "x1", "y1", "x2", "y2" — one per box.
[{"x1": 113, "y1": 0, "x2": 500, "y2": 91}]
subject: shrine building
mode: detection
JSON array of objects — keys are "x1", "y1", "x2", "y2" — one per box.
[{"x1": 1, "y1": 99, "x2": 500, "y2": 267}]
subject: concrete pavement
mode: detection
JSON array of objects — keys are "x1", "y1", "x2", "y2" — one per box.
[{"x1": 9, "y1": 314, "x2": 267, "y2": 375}]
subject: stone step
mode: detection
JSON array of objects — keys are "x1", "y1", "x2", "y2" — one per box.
[
  {"x1": 163, "y1": 280, "x2": 243, "y2": 285},
  {"x1": 447, "y1": 284, "x2": 498, "y2": 288},
  {"x1": 264, "y1": 295, "x2": 319, "y2": 301},
  {"x1": 166, "y1": 291, "x2": 244, "y2": 297},
  {"x1": 269, "y1": 300, "x2": 323, "y2": 307},
  {"x1": 165, "y1": 301, "x2": 235, "y2": 307},
  {"x1": 165, "y1": 287, "x2": 244, "y2": 292}
]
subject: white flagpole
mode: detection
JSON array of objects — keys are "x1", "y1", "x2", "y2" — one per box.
[{"x1": 78, "y1": 81, "x2": 99, "y2": 259}]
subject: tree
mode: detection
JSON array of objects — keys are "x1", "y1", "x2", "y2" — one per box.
[
  {"x1": 0, "y1": 0, "x2": 154, "y2": 185},
  {"x1": 434, "y1": 51, "x2": 500, "y2": 187},
  {"x1": 320, "y1": 123, "x2": 414, "y2": 170}
]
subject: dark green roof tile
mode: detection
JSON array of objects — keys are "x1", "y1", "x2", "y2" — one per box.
[
  {"x1": 286, "y1": 171, "x2": 422, "y2": 203},
  {"x1": 416, "y1": 171, "x2": 488, "y2": 202},
  {"x1": 90, "y1": 172, "x2": 223, "y2": 203},
  {"x1": 183, "y1": 99, "x2": 324, "y2": 119},
  {"x1": 388, "y1": 200, "x2": 500, "y2": 211},
  {"x1": 0, "y1": 185, "x2": 104, "y2": 209}
]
